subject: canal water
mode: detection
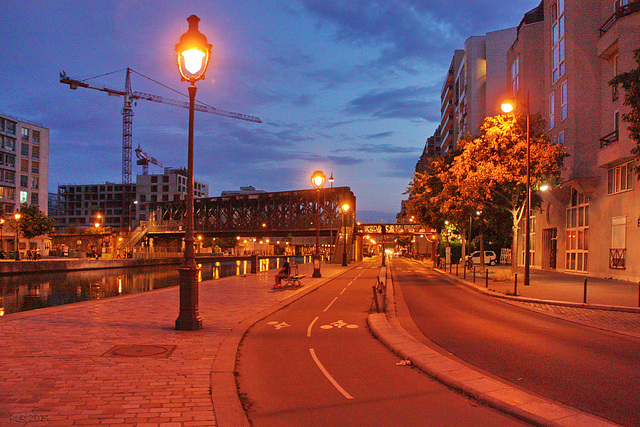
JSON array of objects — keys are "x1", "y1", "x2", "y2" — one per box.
[{"x1": 0, "y1": 257, "x2": 306, "y2": 316}]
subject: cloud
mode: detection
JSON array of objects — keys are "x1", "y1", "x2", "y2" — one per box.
[
  {"x1": 345, "y1": 85, "x2": 440, "y2": 121},
  {"x1": 365, "y1": 132, "x2": 393, "y2": 140}
]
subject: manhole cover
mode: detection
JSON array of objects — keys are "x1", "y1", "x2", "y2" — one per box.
[{"x1": 103, "y1": 345, "x2": 177, "y2": 358}]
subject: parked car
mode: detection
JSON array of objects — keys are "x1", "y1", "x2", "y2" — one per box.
[{"x1": 465, "y1": 250, "x2": 498, "y2": 267}]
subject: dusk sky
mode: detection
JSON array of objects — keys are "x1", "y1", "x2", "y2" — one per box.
[{"x1": 1, "y1": 1, "x2": 540, "y2": 220}]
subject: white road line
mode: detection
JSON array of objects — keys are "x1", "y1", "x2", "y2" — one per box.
[
  {"x1": 309, "y1": 348, "x2": 353, "y2": 399},
  {"x1": 307, "y1": 316, "x2": 319, "y2": 337},
  {"x1": 323, "y1": 297, "x2": 338, "y2": 312},
  {"x1": 340, "y1": 287, "x2": 346, "y2": 295}
]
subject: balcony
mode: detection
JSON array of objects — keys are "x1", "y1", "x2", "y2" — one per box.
[
  {"x1": 600, "y1": 2, "x2": 640, "y2": 37},
  {"x1": 599, "y1": 130, "x2": 618, "y2": 149},
  {"x1": 609, "y1": 248, "x2": 626, "y2": 269}
]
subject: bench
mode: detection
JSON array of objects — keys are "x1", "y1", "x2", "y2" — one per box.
[{"x1": 281, "y1": 274, "x2": 305, "y2": 288}]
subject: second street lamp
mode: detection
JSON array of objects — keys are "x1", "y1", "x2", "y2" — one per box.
[
  {"x1": 14, "y1": 212, "x2": 21, "y2": 261},
  {"x1": 502, "y1": 90, "x2": 531, "y2": 286},
  {"x1": 174, "y1": 15, "x2": 212, "y2": 331},
  {"x1": 311, "y1": 170, "x2": 325, "y2": 278},
  {"x1": 341, "y1": 203, "x2": 350, "y2": 267}
]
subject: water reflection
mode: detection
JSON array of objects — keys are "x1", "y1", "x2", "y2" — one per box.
[{"x1": 0, "y1": 257, "x2": 305, "y2": 316}]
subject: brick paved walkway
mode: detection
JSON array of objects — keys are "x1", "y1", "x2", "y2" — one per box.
[{"x1": 0, "y1": 263, "x2": 345, "y2": 426}]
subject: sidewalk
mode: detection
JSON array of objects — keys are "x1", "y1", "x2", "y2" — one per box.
[{"x1": 0, "y1": 262, "x2": 349, "y2": 426}]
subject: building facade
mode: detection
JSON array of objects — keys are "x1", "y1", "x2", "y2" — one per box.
[
  {"x1": 421, "y1": 1, "x2": 639, "y2": 280},
  {"x1": 505, "y1": 0, "x2": 640, "y2": 281},
  {"x1": 0, "y1": 113, "x2": 50, "y2": 253},
  {"x1": 135, "y1": 167, "x2": 209, "y2": 224}
]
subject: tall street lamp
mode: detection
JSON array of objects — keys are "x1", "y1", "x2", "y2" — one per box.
[
  {"x1": 311, "y1": 170, "x2": 325, "y2": 278},
  {"x1": 0, "y1": 218, "x2": 4, "y2": 254},
  {"x1": 341, "y1": 203, "x2": 350, "y2": 267},
  {"x1": 502, "y1": 91, "x2": 531, "y2": 286},
  {"x1": 328, "y1": 172, "x2": 334, "y2": 261},
  {"x1": 14, "y1": 212, "x2": 21, "y2": 261},
  {"x1": 174, "y1": 14, "x2": 212, "y2": 331}
]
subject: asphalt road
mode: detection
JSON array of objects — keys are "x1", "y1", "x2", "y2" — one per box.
[
  {"x1": 236, "y1": 260, "x2": 527, "y2": 426},
  {"x1": 392, "y1": 258, "x2": 640, "y2": 427}
]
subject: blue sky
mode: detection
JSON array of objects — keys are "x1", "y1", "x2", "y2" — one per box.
[{"x1": 0, "y1": 0, "x2": 540, "y2": 220}]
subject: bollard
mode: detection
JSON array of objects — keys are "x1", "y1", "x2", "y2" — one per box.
[
  {"x1": 485, "y1": 269, "x2": 489, "y2": 288},
  {"x1": 463, "y1": 263, "x2": 466, "y2": 280},
  {"x1": 514, "y1": 273, "x2": 518, "y2": 296},
  {"x1": 473, "y1": 267, "x2": 476, "y2": 283},
  {"x1": 456, "y1": 263, "x2": 459, "y2": 277},
  {"x1": 583, "y1": 278, "x2": 588, "y2": 304},
  {"x1": 449, "y1": 262, "x2": 452, "y2": 274},
  {"x1": 372, "y1": 285, "x2": 380, "y2": 313}
]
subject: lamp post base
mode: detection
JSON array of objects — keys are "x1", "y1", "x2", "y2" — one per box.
[
  {"x1": 175, "y1": 266, "x2": 202, "y2": 331},
  {"x1": 312, "y1": 254, "x2": 322, "y2": 278}
]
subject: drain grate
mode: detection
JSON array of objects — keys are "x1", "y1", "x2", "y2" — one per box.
[{"x1": 103, "y1": 344, "x2": 177, "y2": 358}]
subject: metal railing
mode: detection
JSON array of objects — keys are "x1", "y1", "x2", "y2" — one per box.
[
  {"x1": 609, "y1": 248, "x2": 626, "y2": 269},
  {"x1": 599, "y1": 130, "x2": 619, "y2": 149},
  {"x1": 600, "y1": 3, "x2": 640, "y2": 36}
]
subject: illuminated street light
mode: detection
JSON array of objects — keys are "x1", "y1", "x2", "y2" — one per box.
[
  {"x1": 311, "y1": 170, "x2": 325, "y2": 277},
  {"x1": 502, "y1": 91, "x2": 531, "y2": 286},
  {"x1": 341, "y1": 203, "x2": 350, "y2": 267},
  {"x1": 174, "y1": 15, "x2": 212, "y2": 331},
  {"x1": 14, "y1": 212, "x2": 21, "y2": 261}
]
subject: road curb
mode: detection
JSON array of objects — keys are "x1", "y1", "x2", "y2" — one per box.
[
  {"x1": 210, "y1": 265, "x2": 359, "y2": 427},
  {"x1": 367, "y1": 263, "x2": 617, "y2": 427},
  {"x1": 433, "y1": 266, "x2": 640, "y2": 314}
]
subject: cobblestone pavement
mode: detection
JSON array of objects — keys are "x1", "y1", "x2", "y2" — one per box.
[
  {"x1": 0, "y1": 263, "x2": 343, "y2": 427},
  {"x1": 509, "y1": 300, "x2": 640, "y2": 338}
]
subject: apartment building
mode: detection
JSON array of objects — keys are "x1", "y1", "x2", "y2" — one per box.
[
  {"x1": 0, "y1": 112, "x2": 49, "y2": 253},
  {"x1": 504, "y1": 0, "x2": 640, "y2": 281},
  {"x1": 54, "y1": 182, "x2": 133, "y2": 230},
  {"x1": 135, "y1": 167, "x2": 209, "y2": 224}
]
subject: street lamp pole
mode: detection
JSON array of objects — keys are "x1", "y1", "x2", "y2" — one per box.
[
  {"x1": 328, "y1": 172, "x2": 334, "y2": 261},
  {"x1": 175, "y1": 15, "x2": 212, "y2": 331},
  {"x1": 0, "y1": 218, "x2": 4, "y2": 254},
  {"x1": 341, "y1": 203, "x2": 349, "y2": 267},
  {"x1": 311, "y1": 170, "x2": 325, "y2": 278},
  {"x1": 502, "y1": 90, "x2": 531, "y2": 286},
  {"x1": 14, "y1": 212, "x2": 21, "y2": 261}
]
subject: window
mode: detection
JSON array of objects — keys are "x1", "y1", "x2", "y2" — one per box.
[
  {"x1": 32, "y1": 146, "x2": 39, "y2": 159},
  {"x1": 549, "y1": 93, "x2": 555, "y2": 129},
  {"x1": 558, "y1": 131, "x2": 565, "y2": 145},
  {"x1": 31, "y1": 161, "x2": 39, "y2": 174},
  {"x1": 20, "y1": 190, "x2": 28, "y2": 204},
  {"x1": 607, "y1": 161, "x2": 634, "y2": 194},
  {"x1": 1, "y1": 136, "x2": 16, "y2": 152},
  {"x1": 566, "y1": 188, "x2": 589, "y2": 272},
  {"x1": 551, "y1": 0, "x2": 565, "y2": 82},
  {"x1": 31, "y1": 192, "x2": 38, "y2": 205},
  {"x1": 5, "y1": 120, "x2": 16, "y2": 135},
  {"x1": 561, "y1": 81, "x2": 568, "y2": 120},
  {"x1": 151, "y1": 176, "x2": 158, "y2": 183},
  {"x1": 162, "y1": 175, "x2": 169, "y2": 183},
  {"x1": 511, "y1": 57, "x2": 520, "y2": 95},
  {"x1": 32, "y1": 130, "x2": 40, "y2": 144},
  {"x1": 21, "y1": 159, "x2": 29, "y2": 172},
  {"x1": 162, "y1": 185, "x2": 169, "y2": 193},
  {"x1": 21, "y1": 128, "x2": 29, "y2": 140},
  {"x1": 20, "y1": 175, "x2": 28, "y2": 188},
  {"x1": 151, "y1": 185, "x2": 157, "y2": 193},
  {"x1": 21, "y1": 144, "x2": 29, "y2": 157},
  {"x1": 31, "y1": 177, "x2": 39, "y2": 189}
]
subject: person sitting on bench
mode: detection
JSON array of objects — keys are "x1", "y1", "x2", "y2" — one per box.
[{"x1": 274, "y1": 256, "x2": 291, "y2": 288}]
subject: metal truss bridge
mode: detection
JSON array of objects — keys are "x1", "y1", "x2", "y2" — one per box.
[{"x1": 147, "y1": 186, "x2": 356, "y2": 238}]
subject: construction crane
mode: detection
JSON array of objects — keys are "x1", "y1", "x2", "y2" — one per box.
[
  {"x1": 59, "y1": 68, "x2": 261, "y2": 229},
  {"x1": 135, "y1": 145, "x2": 163, "y2": 175}
]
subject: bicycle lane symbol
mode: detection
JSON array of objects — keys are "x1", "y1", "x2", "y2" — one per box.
[{"x1": 320, "y1": 320, "x2": 358, "y2": 329}]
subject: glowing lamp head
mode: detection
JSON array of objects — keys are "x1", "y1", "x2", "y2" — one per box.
[
  {"x1": 539, "y1": 184, "x2": 550, "y2": 192},
  {"x1": 311, "y1": 170, "x2": 326, "y2": 189},
  {"x1": 501, "y1": 102, "x2": 514, "y2": 113},
  {"x1": 14, "y1": 213, "x2": 21, "y2": 221},
  {"x1": 176, "y1": 15, "x2": 212, "y2": 83},
  {"x1": 341, "y1": 204, "x2": 350, "y2": 213},
  {"x1": 94, "y1": 223, "x2": 100, "y2": 228}
]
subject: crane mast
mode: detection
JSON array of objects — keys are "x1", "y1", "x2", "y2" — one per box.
[{"x1": 59, "y1": 68, "x2": 261, "y2": 230}]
